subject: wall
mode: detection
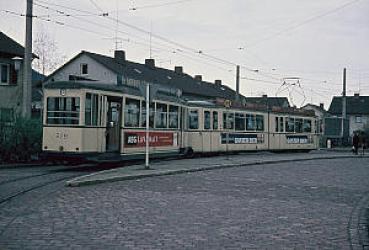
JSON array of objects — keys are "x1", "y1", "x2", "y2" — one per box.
[
  {"x1": 46, "y1": 54, "x2": 117, "y2": 84},
  {"x1": 349, "y1": 115, "x2": 369, "y2": 135},
  {"x1": 0, "y1": 58, "x2": 23, "y2": 117}
]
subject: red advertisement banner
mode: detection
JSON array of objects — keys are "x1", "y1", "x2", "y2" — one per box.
[{"x1": 124, "y1": 131, "x2": 175, "y2": 147}]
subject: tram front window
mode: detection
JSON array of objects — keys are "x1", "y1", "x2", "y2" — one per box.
[{"x1": 46, "y1": 97, "x2": 80, "y2": 125}]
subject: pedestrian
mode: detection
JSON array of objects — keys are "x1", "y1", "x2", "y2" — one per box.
[
  {"x1": 352, "y1": 132, "x2": 359, "y2": 155},
  {"x1": 360, "y1": 133, "x2": 366, "y2": 155}
]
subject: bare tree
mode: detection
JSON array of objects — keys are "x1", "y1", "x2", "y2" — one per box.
[{"x1": 33, "y1": 29, "x2": 66, "y2": 75}]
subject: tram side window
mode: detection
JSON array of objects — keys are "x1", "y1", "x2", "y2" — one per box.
[
  {"x1": 279, "y1": 117, "x2": 284, "y2": 132},
  {"x1": 275, "y1": 117, "x2": 279, "y2": 132},
  {"x1": 295, "y1": 118, "x2": 303, "y2": 133},
  {"x1": 188, "y1": 110, "x2": 199, "y2": 129},
  {"x1": 223, "y1": 112, "x2": 234, "y2": 130},
  {"x1": 303, "y1": 119, "x2": 312, "y2": 132},
  {"x1": 286, "y1": 117, "x2": 295, "y2": 132},
  {"x1": 256, "y1": 115, "x2": 264, "y2": 131},
  {"x1": 235, "y1": 113, "x2": 245, "y2": 131},
  {"x1": 47, "y1": 97, "x2": 80, "y2": 125},
  {"x1": 169, "y1": 105, "x2": 179, "y2": 129},
  {"x1": 85, "y1": 93, "x2": 99, "y2": 126},
  {"x1": 246, "y1": 114, "x2": 256, "y2": 131},
  {"x1": 141, "y1": 101, "x2": 154, "y2": 128},
  {"x1": 213, "y1": 111, "x2": 218, "y2": 130},
  {"x1": 155, "y1": 103, "x2": 168, "y2": 128},
  {"x1": 204, "y1": 111, "x2": 211, "y2": 130},
  {"x1": 124, "y1": 98, "x2": 140, "y2": 127}
]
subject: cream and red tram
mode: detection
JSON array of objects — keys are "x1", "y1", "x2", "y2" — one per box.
[{"x1": 42, "y1": 81, "x2": 318, "y2": 161}]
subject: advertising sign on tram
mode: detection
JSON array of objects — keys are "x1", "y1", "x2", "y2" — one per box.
[
  {"x1": 124, "y1": 131, "x2": 177, "y2": 147},
  {"x1": 221, "y1": 133, "x2": 258, "y2": 144}
]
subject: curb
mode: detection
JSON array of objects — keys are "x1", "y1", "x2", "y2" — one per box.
[{"x1": 66, "y1": 154, "x2": 369, "y2": 187}]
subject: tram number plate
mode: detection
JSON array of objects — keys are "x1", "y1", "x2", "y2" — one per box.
[
  {"x1": 124, "y1": 132, "x2": 175, "y2": 147},
  {"x1": 221, "y1": 133, "x2": 258, "y2": 144},
  {"x1": 286, "y1": 135, "x2": 309, "y2": 144}
]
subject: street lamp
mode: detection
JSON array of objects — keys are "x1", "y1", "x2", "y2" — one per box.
[{"x1": 12, "y1": 57, "x2": 22, "y2": 72}]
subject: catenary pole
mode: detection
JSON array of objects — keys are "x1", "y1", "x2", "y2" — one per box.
[
  {"x1": 145, "y1": 83, "x2": 150, "y2": 169},
  {"x1": 341, "y1": 68, "x2": 346, "y2": 141},
  {"x1": 22, "y1": 0, "x2": 33, "y2": 118}
]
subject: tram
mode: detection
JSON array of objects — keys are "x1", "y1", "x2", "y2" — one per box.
[{"x1": 42, "y1": 81, "x2": 319, "y2": 161}]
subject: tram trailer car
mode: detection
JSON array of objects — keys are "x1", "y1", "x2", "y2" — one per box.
[{"x1": 42, "y1": 82, "x2": 318, "y2": 162}]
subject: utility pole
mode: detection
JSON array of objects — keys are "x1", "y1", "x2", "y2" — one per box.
[
  {"x1": 341, "y1": 68, "x2": 347, "y2": 143},
  {"x1": 22, "y1": 0, "x2": 33, "y2": 118},
  {"x1": 235, "y1": 65, "x2": 240, "y2": 103}
]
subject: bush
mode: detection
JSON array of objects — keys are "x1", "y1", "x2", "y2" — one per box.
[{"x1": 0, "y1": 117, "x2": 42, "y2": 163}]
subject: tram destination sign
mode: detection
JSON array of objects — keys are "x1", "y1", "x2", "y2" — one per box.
[
  {"x1": 124, "y1": 131, "x2": 176, "y2": 147},
  {"x1": 286, "y1": 135, "x2": 309, "y2": 144},
  {"x1": 221, "y1": 133, "x2": 258, "y2": 144}
]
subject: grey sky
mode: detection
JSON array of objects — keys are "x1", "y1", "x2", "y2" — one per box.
[{"x1": 1, "y1": 0, "x2": 368, "y2": 107}]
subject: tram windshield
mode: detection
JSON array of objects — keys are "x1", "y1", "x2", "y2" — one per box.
[{"x1": 46, "y1": 97, "x2": 80, "y2": 125}]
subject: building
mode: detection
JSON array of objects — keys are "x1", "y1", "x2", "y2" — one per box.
[
  {"x1": 245, "y1": 95, "x2": 290, "y2": 109},
  {"x1": 0, "y1": 32, "x2": 40, "y2": 122},
  {"x1": 328, "y1": 93, "x2": 369, "y2": 136},
  {"x1": 44, "y1": 50, "x2": 246, "y2": 103}
]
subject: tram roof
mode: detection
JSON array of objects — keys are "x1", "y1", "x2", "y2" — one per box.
[{"x1": 43, "y1": 81, "x2": 183, "y2": 104}]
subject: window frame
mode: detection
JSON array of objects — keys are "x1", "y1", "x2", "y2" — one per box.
[
  {"x1": 0, "y1": 63, "x2": 10, "y2": 85},
  {"x1": 204, "y1": 110, "x2": 211, "y2": 130},
  {"x1": 80, "y1": 63, "x2": 88, "y2": 75},
  {"x1": 46, "y1": 97, "x2": 80, "y2": 125},
  {"x1": 188, "y1": 109, "x2": 199, "y2": 130},
  {"x1": 124, "y1": 97, "x2": 140, "y2": 128}
]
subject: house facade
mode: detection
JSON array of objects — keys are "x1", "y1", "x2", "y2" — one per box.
[
  {"x1": 0, "y1": 32, "x2": 41, "y2": 121},
  {"x1": 0, "y1": 32, "x2": 25, "y2": 122},
  {"x1": 328, "y1": 94, "x2": 369, "y2": 136}
]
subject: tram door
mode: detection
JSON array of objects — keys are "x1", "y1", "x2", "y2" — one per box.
[{"x1": 106, "y1": 98, "x2": 122, "y2": 152}]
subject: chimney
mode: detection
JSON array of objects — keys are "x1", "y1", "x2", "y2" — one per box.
[
  {"x1": 194, "y1": 75, "x2": 202, "y2": 81},
  {"x1": 354, "y1": 93, "x2": 360, "y2": 97},
  {"x1": 145, "y1": 58, "x2": 155, "y2": 69},
  {"x1": 174, "y1": 66, "x2": 183, "y2": 74},
  {"x1": 114, "y1": 50, "x2": 126, "y2": 64},
  {"x1": 215, "y1": 79, "x2": 222, "y2": 86},
  {"x1": 262, "y1": 94, "x2": 268, "y2": 98},
  {"x1": 319, "y1": 103, "x2": 324, "y2": 109}
]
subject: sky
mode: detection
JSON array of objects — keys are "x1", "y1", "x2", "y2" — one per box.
[{"x1": 1, "y1": 0, "x2": 369, "y2": 108}]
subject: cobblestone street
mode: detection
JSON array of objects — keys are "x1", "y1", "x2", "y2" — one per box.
[{"x1": 1, "y1": 157, "x2": 369, "y2": 249}]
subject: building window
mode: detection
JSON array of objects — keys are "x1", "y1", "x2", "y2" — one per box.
[
  {"x1": 47, "y1": 97, "x2": 80, "y2": 125},
  {"x1": 124, "y1": 98, "x2": 140, "y2": 127},
  {"x1": 80, "y1": 63, "x2": 88, "y2": 75},
  {"x1": 355, "y1": 116, "x2": 362, "y2": 123},
  {"x1": 85, "y1": 93, "x2": 99, "y2": 126},
  {"x1": 0, "y1": 64, "x2": 10, "y2": 84},
  {"x1": 188, "y1": 110, "x2": 199, "y2": 129},
  {"x1": 213, "y1": 111, "x2": 218, "y2": 130},
  {"x1": 235, "y1": 113, "x2": 245, "y2": 131},
  {"x1": 204, "y1": 111, "x2": 211, "y2": 130}
]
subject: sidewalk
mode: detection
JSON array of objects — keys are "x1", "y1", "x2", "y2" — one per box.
[{"x1": 66, "y1": 151, "x2": 368, "y2": 187}]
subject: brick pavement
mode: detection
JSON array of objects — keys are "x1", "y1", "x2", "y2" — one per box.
[{"x1": 0, "y1": 156, "x2": 368, "y2": 249}]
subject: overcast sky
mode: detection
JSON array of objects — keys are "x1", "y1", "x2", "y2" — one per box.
[{"x1": 1, "y1": 0, "x2": 368, "y2": 107}]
